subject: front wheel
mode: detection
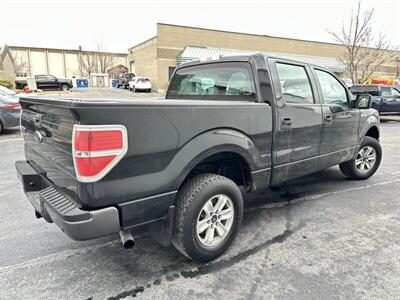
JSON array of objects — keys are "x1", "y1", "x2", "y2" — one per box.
[
  {"x1": 339, "y1": 136, "x2": 382, "y2": 180},
  {"x1": 60, "y1": 84, "x2": 70, "y2": 91},
  {"x1": 172, "y1": 174, "x2": 243, "y2": 262}
]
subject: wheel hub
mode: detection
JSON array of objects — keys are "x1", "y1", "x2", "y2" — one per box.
[
  {"x1": 211, "y1": 215, "x2": 218, "y2": 223},
  {"x1": 196, "y1": 194, "x2": 235, "y2": 248},
  {"x1": 355, "y1": 146, "x2": 376, "y2": 173}
]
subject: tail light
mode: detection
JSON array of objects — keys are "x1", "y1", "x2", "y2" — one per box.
[
  {"x1": 72, "y1": 125, "x2": 128, "y2": 182},
  {"x1": 3, "y1": 104, "x2": 21, "y2": 110}
]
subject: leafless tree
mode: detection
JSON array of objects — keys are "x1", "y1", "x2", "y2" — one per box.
[
  {"x1": 329, "y1": 0, "x2": 399, "y2": 83},
  {"x1": 11, "y1": 51, "x2": 28, "y2": 76},
  {"x1": 96, "y1": 41, "x2": 115, "y2": 74},
  {"x1": 78, "y1": 51, "x2": 97, "y2": 77},
  {"x1": 78, "y1": 40, "x2": 115, "y2": 77}
]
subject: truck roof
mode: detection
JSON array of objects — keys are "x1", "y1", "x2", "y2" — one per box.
[{"x1": 176, "y1": 53, "x2": 327, "y2": 71}]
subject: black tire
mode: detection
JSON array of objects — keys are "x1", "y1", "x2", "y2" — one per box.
[
  {"x1": 0, "y1": 122, "x2": 3, "y2": 134},
  {"x1": 339, "y1": 136, "x2": 382, "y2": 180},
  {"x1": 132, "y1": 86, "x2": 136, "y2": 93},
  {"x1": 171, "y1": 173, "x2": 243, "y2": 262},
  {"x1": 147, "y1": 89, "x2": 151, "y2": 93},
  {"x1": 60, "y1": 84, "x2": 69, "y2": 91}
]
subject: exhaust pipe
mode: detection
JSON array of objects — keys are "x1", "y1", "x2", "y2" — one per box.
[{"x1": 119, "y1": 230, "x2": 135, "y2": 249}]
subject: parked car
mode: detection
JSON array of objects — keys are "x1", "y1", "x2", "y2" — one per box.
[
  {"x1": 116, "y1": 73, "x2": 136, "y2": 89},
  {"x1": 0, "y1": 85, "x2": 21, "y2": 133},
  {"x1": 15, "y1": 75, "x2": 73, "y2": 91},
  {"x1": 16, "y1": 54, "x2": 381, "y2": 262},
  {"x1": 128, "y1": 77, "x2": 152, "y2": 92},
  {"x1": 350, "y1": 84, "x2": 400, "y2": 114}
]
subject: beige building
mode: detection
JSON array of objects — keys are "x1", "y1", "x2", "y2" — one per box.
[
  {"x1": 9, "y1": 46, "x2": 127, "y2": 80},
  {"x1": 128, "y1": 23, "x2": 400, "y2": 93},
  {"x1": 0, "y1": 45, "x2": 16, "y2": 83}
]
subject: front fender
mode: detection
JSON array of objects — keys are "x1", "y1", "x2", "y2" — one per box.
[{"x1": 359, "y1": 109, "x2": 380, "y2": 142}]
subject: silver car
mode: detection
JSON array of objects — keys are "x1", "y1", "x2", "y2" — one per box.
[{"x1": 0, "y1": 86, "x2": 21, "y2": 133}]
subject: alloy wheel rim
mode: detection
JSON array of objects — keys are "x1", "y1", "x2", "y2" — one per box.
[
  {"x1": 196, "y1": 194, "x2": 235, "y2": 248},
  {"x1": 355, "y1": 146, "x2": 376, "y2": 173}
]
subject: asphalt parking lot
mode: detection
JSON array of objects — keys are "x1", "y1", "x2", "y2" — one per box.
[{"x1": 0, "y1": 94, "x2": 399, "y2": 299}]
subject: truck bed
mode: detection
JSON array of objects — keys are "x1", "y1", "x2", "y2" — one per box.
[{"x1": 20, "y1": 95, "x2": 273, "y2": 228}]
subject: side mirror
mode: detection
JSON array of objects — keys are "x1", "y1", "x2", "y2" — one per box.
[{"x1": 356, "y1": 94, "x2": 372, "y2": 109}]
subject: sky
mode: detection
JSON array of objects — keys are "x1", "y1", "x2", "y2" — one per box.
[{"x1": 1, "y1": 0, "x2": 399, "y2": 53}]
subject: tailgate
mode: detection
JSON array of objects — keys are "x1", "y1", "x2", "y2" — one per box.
[{"x1": 20, "y1": 97, "x2": 77, "y2": 199}]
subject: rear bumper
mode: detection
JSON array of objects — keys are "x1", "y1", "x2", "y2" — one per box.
[{"x1": 15, "y1": 160, "x2": 120, "y2": 240}]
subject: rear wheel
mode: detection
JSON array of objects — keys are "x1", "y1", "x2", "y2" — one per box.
[
  {"x1": 339, "y1": 136, "x2": 382, "y2": 180},
  {"x1": 172, "y1": 174, "x2": 243, "y2": 262},
  {"x1": 0, "y1": 122, "x2": 3, "y2": 134}
]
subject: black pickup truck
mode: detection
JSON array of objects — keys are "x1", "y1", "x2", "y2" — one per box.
[
  {"x1": 116, "y1": 73, "x2": 136, "y2": 89},
  {"x1": 15, "y1": 75, "x2": 73, "y2": 91},
  {"x1": 16, "y1": 54, "x2": 381, "y2": 262},
  {"x1": 350, "y1": 84, "x2": 400, "y2": 114}
]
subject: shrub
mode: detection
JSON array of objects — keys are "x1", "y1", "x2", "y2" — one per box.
[{"x1": 0, "y1": 80, "x2": 13, "y2": 89}]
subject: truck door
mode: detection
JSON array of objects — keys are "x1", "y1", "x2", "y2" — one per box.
[
  {"x1": 312, "y1": 68, "x2": 359, "y2": 168},
  {"x1": 269, "y1": 59, "x2": 323, "y2": 184},
  {"x1": 35, "y1": 75, "x2": 47, "y2": 89},
  {"x1": 380, "y1": 86, "x2": 400, "y2": 113}
]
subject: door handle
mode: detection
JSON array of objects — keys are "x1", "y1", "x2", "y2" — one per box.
[{"x1": 281, "y1": 117, "x2": 292, "y2": 130}]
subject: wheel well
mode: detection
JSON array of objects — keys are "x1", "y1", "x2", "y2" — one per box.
[
  {"x1": 365, "y1": 126, "x2": 379, "y2": 140},
  {"x1": 182, "y1": 152, "x2": 252, "y2": 190}
]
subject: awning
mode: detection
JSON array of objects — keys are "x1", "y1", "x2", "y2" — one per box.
[{"x1": 177, "y1": 46, "x2": 347, "y2": 73}]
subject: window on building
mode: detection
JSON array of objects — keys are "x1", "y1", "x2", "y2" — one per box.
[
  {"x1": 166, "y1": 62, "x2": 256, "y2": 101},
  {"x1": 275, "y1": 63, "x2": 314, "y2": 104},
  {"x1": 315, "y1": 69, "x2": 348, "y2": 109}
]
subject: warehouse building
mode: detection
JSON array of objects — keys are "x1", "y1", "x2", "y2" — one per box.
[
  {"x1": 8, "y1": 46, "x2": 127, "y2": 80},
  {"x1": 0, "y1": 45, "x2": 15, "y2": 83},
  {"x1": 128, "y1": 23, "x2": 400, "y2": 93}
]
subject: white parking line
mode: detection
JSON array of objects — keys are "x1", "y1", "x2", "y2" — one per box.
[
  {"x1": 0, "y1": 138, "x2": 22, "y2": 143},
  {"x1": 0, "y1": 240, "x2": 118, "y2": 274}
]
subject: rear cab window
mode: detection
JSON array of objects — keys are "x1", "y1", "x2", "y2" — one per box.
[{"x1": 166, "y1": 62, "x2": 256, "y2": 101}]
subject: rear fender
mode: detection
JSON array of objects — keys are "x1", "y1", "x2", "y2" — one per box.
[{"x1": 174, "y1": 129, "x2": 263, "y2": 189}]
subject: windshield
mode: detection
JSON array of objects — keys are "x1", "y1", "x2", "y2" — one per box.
[{"x1": 167, "y1": 62, "x2": 256, "y2": 101}]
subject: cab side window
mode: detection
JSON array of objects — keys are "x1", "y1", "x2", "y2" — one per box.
[
  {"x1": 275, "y1": 63, "x2": 314, "y2": 104},
  {"x1": 315, "y1": 69, "x2": 348, "y2": 109},
  {"x1": 391, "y1": 88, "x2": 400, "y2": 97},
  {"x1": 381, "y1": 87, "x2": 391, "y2": 97}
]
